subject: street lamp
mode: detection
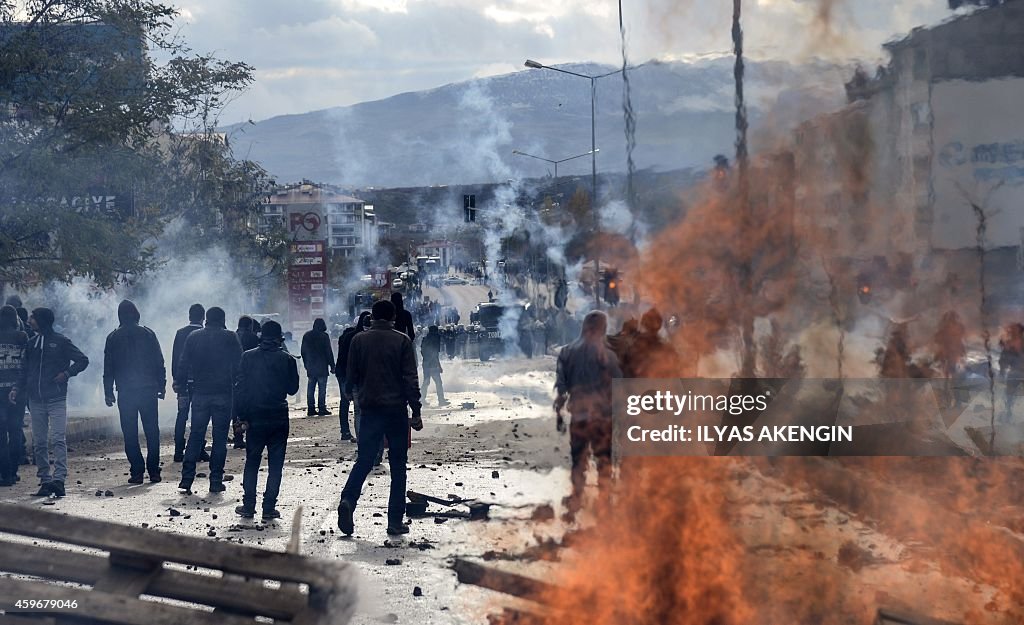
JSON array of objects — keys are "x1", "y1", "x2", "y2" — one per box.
[
  {"x1": 512, "y1": 148, "x2": 597, "y2": 201},
  {"x1": 524, "y1": 59, "x2": 639, "y2": 308}
]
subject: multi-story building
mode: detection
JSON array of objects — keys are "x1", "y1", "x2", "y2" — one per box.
[{"x1": 260, "y1": 182, "x2": 377, "y2": 258}]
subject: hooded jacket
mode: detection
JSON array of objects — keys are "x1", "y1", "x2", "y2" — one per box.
[
  {"x1": 103, "y1": 300, "x2": 166, "y2": 397},
  {"x1": 420, "y1": 327, "x2": 442, "y2": 372},
  {"x1": 391, "y1": 294, "x2": 416, "y2": 341},
  {"x1": 235, "y1": 336, "x2": 299, "y2": 421},
  {"x1": 176, "y1": 317, "x2": 242, "y2": 396},
  {"x1": 171, "y1": 321, "x2": 203, "y2": 388},
  {"x1": 347, "y1": 319, "x2": 421, "y2": 414},
  {"x1": 236, "y1": 317, "x2": 259, "y2": 352},
  {"x1": 17, "y1": 308, "x2": 89, "y2": 401},
  {"x1": 335, "y1": 313, "x2": 370, "y2": 381},
  {"x1": 300, "y1": 318, "x2": 334, "y2": 378}
]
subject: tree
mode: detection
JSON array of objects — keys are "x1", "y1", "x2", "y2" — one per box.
[{"x1": 0, "y1": 0, "x2": 276, "y2": 289}]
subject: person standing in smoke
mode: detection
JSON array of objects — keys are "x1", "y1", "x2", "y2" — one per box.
[
  {"x1": 554, "y1": 311, "x2": 622, "y2": 520},
  {"x1": 171, "y1": 304, "x2": 208, "y2": 463},
  {"x1": 390, "y1": 292, "x2": 416, "y2": 341},
  {"x1": 337, "y1": 300, "x2": 422, "y2": 537},
  {"x1": 998, "y1": 322, "x2": 1024, "y2": 423},
  {"x1": 933, "y1": 311, "x2": 966, "y2": 408},
  {"x1": 0, "y1": 306, "x2": 27, "y2": 486},
  {"x1": 234, "y1": 320, "x2": 298, "y2": 522},
  {"x1": 622, "y1": 308, "x2": 681, "y2": 378},
  {"x1": 103, "y1": 300, "x2": 166, "y2": 484},
  {"x1": 231, "y1": 316, "x2": 260, "y2": 450},
  {"x1": 176, "y1": 306, "x2": 242, "y2": 494},
  {"x1": 11, "y1": 307, "x2": 89, "y2": 497},
  {"x1": 300, "y1": 318, "x2": 334, "y2": 417},
  {"x1": 420, "y1": 325, "x2": 449, "y2": 406},
  {"x1": 335, "y1": 311, "x2": 371, "y2": 443}
]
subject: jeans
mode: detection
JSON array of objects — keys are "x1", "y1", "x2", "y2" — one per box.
[
  {"x1": 336, "y1": 378, "x2": 354, "y2": 437},
  {"x1": 243, "y1": 418, "x2": 289, "y2": 512},
  {"x1": 29, "y1": 397, "x2": 68, "y2": 484},
  {"x1": 422, "y1": 368, "x2": 445, "y2": 403},
  {"x1": 174, "y1": 392, "x2": 209, "y2": 454},
  {"x1": 118, "y1": 389, "x2": 161, "y2": 478},
  {"x1": 181, "y1": 393, "x2": 232, "y2": 484},
  {"x1": 307, "y1": 375, "x2": 328, "y2": 412},
  {"x1": 568, "y1": 417, "x2": 613, "y2": 510},
  {"x1": 0, "y1": 400, "x2": 22, "y2": 480},
  {"x1": 340, "y1": 409, "x2": 408, "y2": 525}
]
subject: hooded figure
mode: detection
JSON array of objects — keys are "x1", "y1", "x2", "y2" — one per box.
[
  {"x1": 234, "y1": 320, "x2": 299, "y2": 522},
  {"x1": 622, "y1": 308, "x2": 682, "y2": 378},
  {"x1": 103, "y1": 300, "x2": 166, "y2": 483},
  {"x1": 13, "y1": 307, "x2": 89, "y2": 497},
  {"x1": 236, "y1": 316, "x2": 259, "y2": 352},
  {"x1": 420, "y1": 325, "x2": 448, "y2": 405},
  {"x1": 170, "y1": 303, "x2": 206, "y2": 461},
  {"x1": 300, "y1": 318, "x2": 335, "y2": 416},
  {"x1": 391, "y1": 292, "x2": 416, "y2": 341},
  {"x1": 0, "y1": 305, "x2": 28, "y2": 486},
  {"x1": 335, "y1": 311, "x2": 371, "y2": 442}
]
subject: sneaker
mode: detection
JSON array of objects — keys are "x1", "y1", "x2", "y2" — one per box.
[
  {"x1": 318, "y1": 409, "x2": 333, "y2": 416},
  {"x1": 49, "y1": 481, "x2": 65, "y2": 498},
  {"x1": 262, "y1": 509, "x2": 282, "y2": 522},
  {"x1": 438, "y1": 399, "x2": 451, "y2": 406},
  {"x1": 340, "y1": 432, "x2": 353, "y2": 442},
  {"x1": 149, "y1": 472, "x2": 162, "y2": 484},
  {"x1": 386, "y1": 523, "x2": 410, "y2": 536},
  {"x1": 209, "y1": 481, "x2": 226, "y2": 493},
  {"x1": 198, "y1": 449, "x2": 211, "y2": 462},
  {"x1": 307, "y1": 407, "x2": 317, "y2": 416},
  {"x1": 337, "y1": 500, "x2": 354, "y2": 535},
  {"x1": 173, "y1": 452, "x2": 184, "y2": 463},
  {"x1": 177, "y1": 480, "x2": 193, "y2": 492},
  {"x1": 128, "y1": 475, "x2": 144, "y2": 485},
  {"x1": 235, "y1": 505, "x2": 255, "y2": 519},
  {"x1": 222, "y1": 474, "x2": 234, "y2": 482},
  {"x1": 33, "y1": 483, "x2": 52, "y2": 497},
  {"x1": 233, "y1": 441, "x2": 246, "y2": 450}
]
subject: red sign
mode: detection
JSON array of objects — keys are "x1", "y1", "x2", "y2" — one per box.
[{"x1": 288, "y1": 241, "x2": 327, "y2": 333}]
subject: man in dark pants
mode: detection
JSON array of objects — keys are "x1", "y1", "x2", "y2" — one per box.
[
  {"x1": 390, "y1": 292, "x2": 415, "y2": 341},
  {"x1": 554, "y1": 311, "x2": 622, "y2": 521},
  {"x1": 234, "y1": 321, "x2": 298, "y2": 522},
  {"x1": 335, "y1": 311, "x2": 370, "y2": 442},
  {"x1": 12, "y1": 307, "x2": 89, "y2": 498},
  {"x1": 231, "y1": 316, "x2": 260, "y2": 449},
  {"x1": 103, "y1": 300, "x2": 166, "y2": 484},
  {"x1": 420, "y1": 325, "x2": 448, "y2": 406},
  {"x1": 301, "y1": 318, "x2": 334, "y2": 416},
  {"x1": 338, "y1": 300, "x2": 422, "y2": 536},
  {"x1": 176, "y1": 306, "x2": 242, "y2": 494},
  {"x1": 171, "y1": 304, "x2": 207, "y2": 463},
  {"x1": 0, "y1": 306, "x2": 27, "y2": 486}
]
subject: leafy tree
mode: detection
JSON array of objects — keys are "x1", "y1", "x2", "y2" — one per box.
[{"x1": 0, "y1": 0, "x2": 282, "y2": 290}]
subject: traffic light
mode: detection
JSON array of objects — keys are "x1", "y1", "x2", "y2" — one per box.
[
  {"x1": 856, "y1": 274, "x2": 872, "y2": 304},
  {"x1": 603, "y1": 269, "x2": 620, "y2": 306},
  {"x1": 463, "y1": 194, "x2": 476, "y2": 222}
]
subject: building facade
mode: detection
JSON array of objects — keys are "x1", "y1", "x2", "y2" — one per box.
[{"x1": 261, "y1": 182, "x2": 378, "y2": 258}]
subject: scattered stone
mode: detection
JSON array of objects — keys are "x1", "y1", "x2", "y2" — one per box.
[
  {"x1": 491, "y1": 471, "x2": 499, "y2": 479},
  {"x1": 413, "y1": 586, "x2": 423, "y2": 597},
  {"x1": 207, "y1": 530, "x2": 217, "y2": 537},
  {"x1": 168, "y1": 508, "x2": 181, "y2": 517},
  {"x1": 385, "y1": 558, "x2": 402, "y2": 566},
  {"x1": 94, "y1": 490, "x2": 103, "y2": 497},
  {"x1": 530, "y1": 504, "x2": 555, "y2": 522},
  {"x1": 103, "y1": 490, "x2": 114, "y2": 497},
  {"x1": 196, "y1": 472, "x2": 207, "y2": 478}
]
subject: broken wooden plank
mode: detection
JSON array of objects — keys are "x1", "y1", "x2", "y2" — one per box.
[
  {"x1": 408, "y1": 490, "x2": 462, "y2": 506},
  {"x1": 0, "y1": 615, "x2": 57, "y2": 625},
  {"x1": 0, "y1": 539, "x2": 308, "y2": 620},
  {"x1": 0, "y1": 503, "x2": 343, "y2": 590},
  {"x1": 876, "y1": 607, "x2": 962, "y2": 625},
  {"x1": 453, "y1": 558, "x2": 555, "y2": 603}
]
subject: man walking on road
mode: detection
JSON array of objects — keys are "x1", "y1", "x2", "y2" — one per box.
[
  {"x1": 11, "y1": 307, "x2": 89, "y2": 498},
  {"x1": 234, "y1": 320, "x2": 298, "y2": 522},
  {"x1": 420, "y1": 325, "x2": 448, "y2": 406},
  {"x1": 0, "y1": 306, "x2": 27, "y2": 487},
  {"x1": 390, "y1": 292, "x2": 415, "y2": 341},
  {"x1": 171, "y1": 304, "x2": 208, "y2": 463},
  {"x1": 231, "y1": 316, "x2": 260, "y2": 450},
  {"x1": 103, "y1": 300, "x2": 166, "y2": 484},
  {"x1": 301, "y1": 318, "x2": 334, "y2": 417},
  {"x1": 176, "y1": 306, "x2": 242, "y2": 494},
  {"x1": 335, "y1": 311, "x2": 370, "y2": 442},
  {"x1": 338, "y1": 300, "x2": 422, "y2": 536},
  {"x1": 554, "y1": 311, "x2": 622, "y2": 520}
]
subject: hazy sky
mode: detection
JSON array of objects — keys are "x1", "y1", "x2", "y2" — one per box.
[{"x1": 171, "y1": 0, "x2": 953, "y2": 125}]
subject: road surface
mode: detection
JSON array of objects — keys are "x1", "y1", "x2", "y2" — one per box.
[{"x1": 422, "y1": 282, "x2": 491, "y2": 323}]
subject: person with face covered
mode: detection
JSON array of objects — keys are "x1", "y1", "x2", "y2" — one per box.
[
  {"x1": 176, "y1": 306, "x2": 242, "y2": 494},
  {"x1": 335, "y1": 311, "x2": 371, "y2": 442},
  {"x1": 103, "y1": 300, "x2": 166, "y2": 484},
  {"x1": 11, "y1": 307, "x2": 89, "y2": 497},
  {"x1": 171, "y1": 304, "x2": 208, "y2": 463},
  {"x1": 231, "y1": 315, "x2": 260, "y2": 450},
  {"x1": 301, "y1": 318, "x2": 334, "y2": 417}
]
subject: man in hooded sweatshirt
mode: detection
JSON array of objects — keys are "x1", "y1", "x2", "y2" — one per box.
[
  {"x1": 230, "y1": 315, "x2": 260, "y2": 450},
  {"x1": 391, "y1": 292, "x2": 415, "y2": 341},
  {"x1": 11, "y1": 307, "x2": 89, "y2": 497},
  {"x1": 176, "y1": 306, "x2": 242, "y2": 494},
  {"x1": 0, "y1": 306, "x2": 28, "y2": 486},
  {"x1": 300, "y1": 318, "x2": 334, "y2": 417},
  {"x1": 172, "y1": 304, "x2": 208, "y2": 462},
  {"x1": 103, "y1": 300, "x2": 166, "y2": 484},
  {"x1": 335, "y1": 311, "x2": 371, "y2": 442},
  {"x1": 234, "y1": 320, "x2": 298, "y2": 522}
]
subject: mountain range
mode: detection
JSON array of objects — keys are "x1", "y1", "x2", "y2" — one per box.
[{"x1": 223, "y1": 58, "x2": 849, "y2": 188}]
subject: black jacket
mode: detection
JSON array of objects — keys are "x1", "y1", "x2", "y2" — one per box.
[
  {"x1": 347, "y1": 320, "x2": 420, "y2": 414},
  {"x1": 335, "y1": 325, "x2": 361, "y2": 381},
  {"x1": 171, "y1": 322, "x2": 203, "y2": 389},
  {"x1": 235, "y1": 339, "x2": 299, "y2": 421},
  {"x1": 555, "y1": 338, "x2": 622, "y2": 420},
  {"x1": 300, "y1": 319, "x2": 334, "y2": 377},
  {"x1": 394, "y1": 308, "x2": 416, "y2": 341},
  {"x1": 421, "y1": 330, "x2": 442, "y2": 372},
  {"x1": 236, "y1": 328, "x2": 259, "y2": 352},
  {"x1": 18, "y1": 331, "x2": 89, "y2": 401},
  {"x1": 176, "y1": 325, "x2": 242, "y2": 396},
  {"x1": 103, "y1": 301, "x2": 165, "y2": 397},
  {"x1": 0, "y1": 329, "x2": 28, "y2": 392}
]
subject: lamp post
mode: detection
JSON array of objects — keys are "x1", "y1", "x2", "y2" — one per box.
[
  {"x1": 512, "y1": 148, "x2": 597, "y2": 203},
  {"x1": 524, "y1": 59, "x2": 638, "y2": 308}
]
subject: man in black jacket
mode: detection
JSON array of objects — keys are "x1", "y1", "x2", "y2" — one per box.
[
  {"x1": 0, "y1": 306, "x2": 27, "y2": 486},
  {"x1": 390, "y1": 292, "x2": 415, "y2": 341},
  {"x1": 171, "y1": 304, "x2": 207, "y2": 462},
  {"x1": 176, "y1": 306, "x2": 242, "y2": 494},
  {"x1": 300, "y1": 318, "x2": 334, "y2": 416},
  {"x1": 420, "y1": 325, "x2": 448, "y2": 406},
  {"x1": 234, "y1": 321, "x2": 298, "y2": 522},
  {"x1": 103, "y1": 300, "x2": 166, "y2": 484},
  {"x1": 231, "y1": 316, "x2": 260, "y2": 450},
  {"x1": 338, "y1": 300, "x2": 422, "y2": 536},
  {"x1": 11, "y1": 307, "x2": 89, "y2": 497},
  {"x1": 335, "y1": 311, "x2": 370, "y2": 442}
]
